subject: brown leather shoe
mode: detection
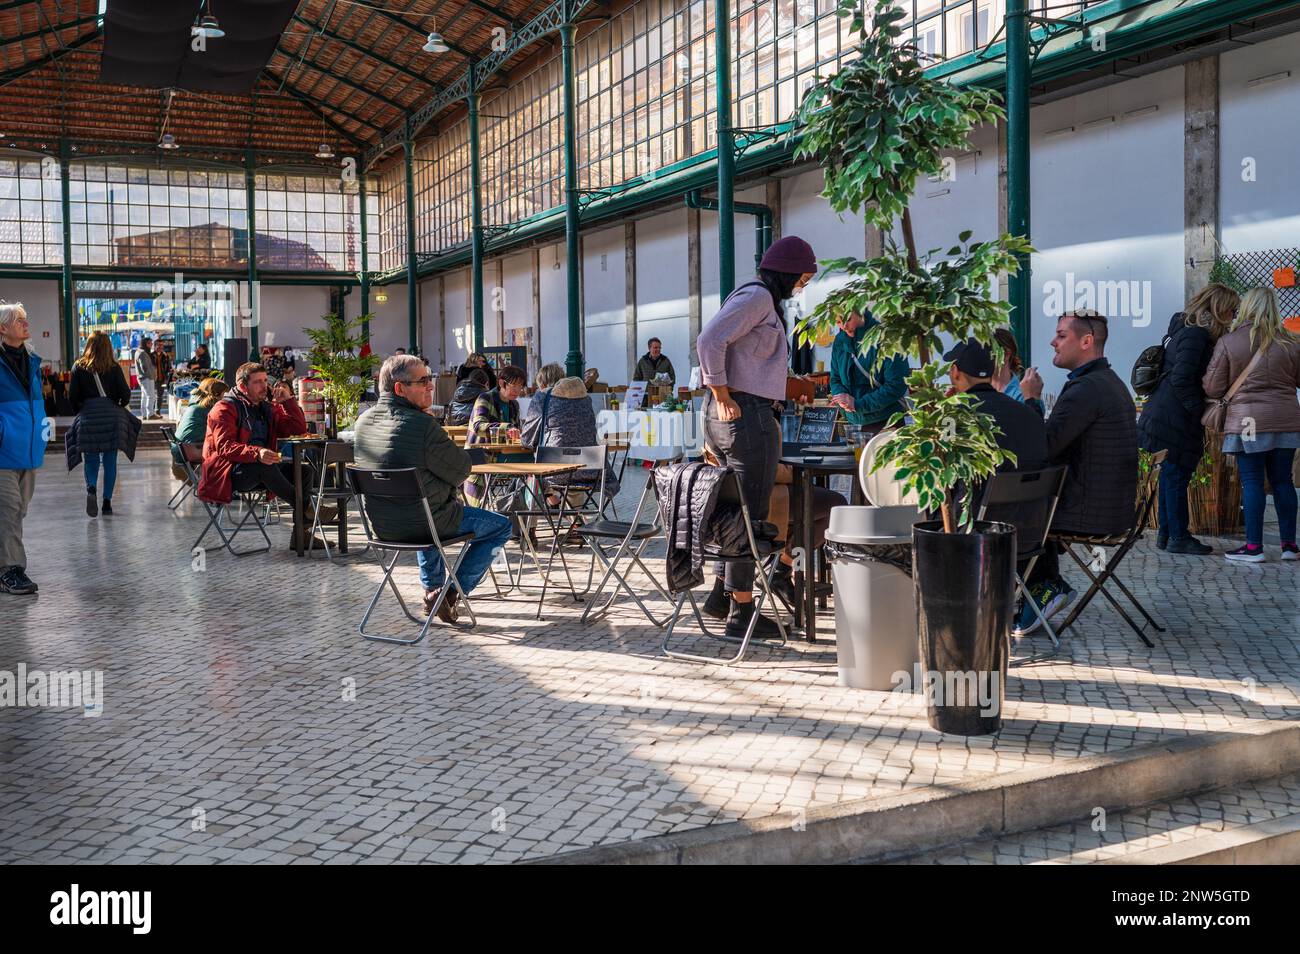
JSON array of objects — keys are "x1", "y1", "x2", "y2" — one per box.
[{"x1": 422, "y1": 586, "x2": 460, "y2": 623}]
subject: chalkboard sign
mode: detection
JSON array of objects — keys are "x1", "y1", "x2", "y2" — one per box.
[{"x1": 797, "y1": 406, "x2": 839, "y2": 444}]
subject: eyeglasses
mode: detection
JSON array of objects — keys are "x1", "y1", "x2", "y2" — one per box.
[{"x1": 402, "y1": 375, "x2": 434, "y2": 386}]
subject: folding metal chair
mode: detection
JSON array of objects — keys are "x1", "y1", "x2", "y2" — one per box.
[
  {"x1": 661, "y1": 466, "x2": 788, "y2": 665},
  {"x1": 347, "y1": 466, "x2": 478, "y2": 645},
  {"x1": 1051, "y1": 450, "x2": 1167, "y2": 648},
  {"x1": 578, "y1": 450, "x2": 682, "y2": 627},
  {"x1": 306, "y1": 440, "x2": 363, "y2": 560},
  {"x1": 976, "y1": 465, "x2": 1068, "y2": 665},
  {"x1": 522, "y1": 445, "x2": 609, "y2": 616},
  {"x1": 171, "y1": 435, "x2": 273, "y2": 556},
  {"x1": 161, "y1": 425, "x2": 195, "y2": 511}
]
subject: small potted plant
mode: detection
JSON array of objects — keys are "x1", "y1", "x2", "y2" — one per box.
[
  {"x1": 794, "y1": 0, "x2": 1033, "y2": 734},
  {"x1": 303, "y1": 313, "x2": 379, "y2": 438}
]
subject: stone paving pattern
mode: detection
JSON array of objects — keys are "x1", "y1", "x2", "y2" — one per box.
[
  {"x1": 888, "y1": 771, "x2": 1300, "y2": 864},
  {"x1": 1, "y1": 453, "x2": 1298, "y2": 864}
]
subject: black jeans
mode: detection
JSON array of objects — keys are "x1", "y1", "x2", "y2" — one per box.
[
  {"x1": 231, "y1": 461, "x2": 302, "y2": 503},
  {"x1": 700, "y1": 390, "x2": 781, "y2": 592}
]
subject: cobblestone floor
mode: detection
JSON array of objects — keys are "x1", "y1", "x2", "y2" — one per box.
[
  {"x1": 1, "y1": 452, "x2": 1297, "y2": 864},
  {"x1": 888, "y1": 771, "x2": 1300, "y2": 864}
]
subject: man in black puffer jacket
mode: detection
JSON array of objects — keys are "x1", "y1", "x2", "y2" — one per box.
[{"x1": 1021, "y1": 311, "x2": 1138, "y2": 629}]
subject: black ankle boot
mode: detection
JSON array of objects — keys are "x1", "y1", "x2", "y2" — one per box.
[
  {"x1": 770, "y1": 561, "x2": 797, "y2": 608},
  {"x1": 702, "y1": 578, "x2": 729, "y2": 620},
  {"x1": 725, "y1": 600, "x2": 781, "y2": 640},
  {"x1": 85, "y1": 488, "x2": 98, "y2": 518}
]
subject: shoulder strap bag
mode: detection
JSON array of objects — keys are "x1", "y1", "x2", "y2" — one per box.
[{"x1": 1201, "y1": 348, "x2": 1263, "y2": 432}]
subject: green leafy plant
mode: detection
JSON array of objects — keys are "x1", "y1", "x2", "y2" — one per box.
[
  {"x1": 303, "y1": 312, "x2": 379, "y2": 431},
  {"x1": 792, "y1": 0, "x2": 1034, "y2": 531},
  {"x1": 1207, "y1": 257, "x2": 1245, "y2": 294}
]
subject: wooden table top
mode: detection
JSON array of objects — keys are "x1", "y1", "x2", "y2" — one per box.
[
  {"x1": 470, "y1": 462, "x2": 584, "y2": 477},
  {"x1": 464, "y1": 443, "x2": 533, "y2": 454}
]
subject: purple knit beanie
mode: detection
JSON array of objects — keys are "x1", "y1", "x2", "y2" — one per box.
[{"x1": 759, "y1": 235, "x2": 817, "y2": 274}]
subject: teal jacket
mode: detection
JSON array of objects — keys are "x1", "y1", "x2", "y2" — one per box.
[
  {"x1": 829, "y1": 317, "x2": 909, "y2": 426},
  {"x1": 0, "y1": 344, "x2": 46, "y2": 470}
]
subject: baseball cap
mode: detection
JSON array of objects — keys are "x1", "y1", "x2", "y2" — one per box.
[{"x1": 942, "y1": 338, "x2": 995, "y2": 378}]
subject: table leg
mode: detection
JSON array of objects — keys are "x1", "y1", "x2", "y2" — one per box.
[
  {"x1": 790, "y1": 471, "x2": 805, "y2": 631},
  {"x1": 336, "y1": 459, "x2": 349, "y2": 554},
  {"x1": 802, "y1": 468, "x2": 816, "y2": 643},
  {"x1": 293, "y1": 448, "x2": 305, "y2": 558}
]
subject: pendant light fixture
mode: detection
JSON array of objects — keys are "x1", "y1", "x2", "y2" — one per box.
[
  {"x1": 195, "y1": 2, "x2": 224, "y2": 39},
  {"x1": 422, "y1": 29, "x2": 449, "y2": 54}
]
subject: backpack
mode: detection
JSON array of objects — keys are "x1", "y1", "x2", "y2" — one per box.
[{"x1": 1131, "y1": 330, "x2": 1174, "y2": 396}]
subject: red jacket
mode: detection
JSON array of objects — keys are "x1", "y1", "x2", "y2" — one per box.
[{"x1": 197, "y1": 389, "x2": 307, "y2": 504}]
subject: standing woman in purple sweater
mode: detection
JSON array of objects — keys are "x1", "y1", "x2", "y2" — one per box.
[{"x1": 696, "y1": 236, "x2": 817, "y2": 639}]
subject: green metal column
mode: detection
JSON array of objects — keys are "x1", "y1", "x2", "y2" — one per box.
[
  {"x1": 244, "y1": 150, "x2": 260, "y2": 353},
  {"x1": 1006, "y1": 0, "x2": 1032, "y2": 361},
  {"x1": 359, "y1": 173, "x2": 370, "y2": 344},
  {"x1": 59, "y1": 140, "x2": 75, "y2": 367},
  {"x1": 560, "y1": 3, "x2": 583, "y2": 377},
  {"x1": 403, "y1": 117, "x2": 419, "y2": 354},
  {"x1": 715, "y1": 0, "x2": 735, "y2": 299},
  {"x1": 468, "y1": 60, "x2": 485, "y2": 354}
]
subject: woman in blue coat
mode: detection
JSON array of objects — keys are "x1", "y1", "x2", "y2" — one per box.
[{"x1": 1137, "y1": 284, "x2": 1238, "y2": 554}]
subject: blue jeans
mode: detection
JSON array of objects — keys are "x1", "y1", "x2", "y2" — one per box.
[
  {"x1": 1235, "y1": 448, "x2": 1298, "y2": 546},
  {"x1": 417, "y1": 506, "x2": 513, "y2": 594},
  {"x1": 1157, "y1": 459, "x2": 1191, "y2": 541},
  {"x1": 84, "y1": 451, "x2": 118, "y2": 500}
]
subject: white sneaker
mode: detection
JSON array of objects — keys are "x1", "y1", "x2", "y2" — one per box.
[
  {"x1": 1225, "y1": 545, "x2": 1266, "y2": 563},
  {"x1": 1281, "y1": 545, "x2": 1299, "y2": 561}
]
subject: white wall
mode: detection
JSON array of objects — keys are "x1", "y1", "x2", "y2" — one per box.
[
  {"x1": 581, "y1": 225, "x2": 627, "y2": 384},
  {"x1": 1028, "y1": 65, "x2": 1186, "y2": 400},
  {"x1": 443, "y1": 269, "x2": 471, "y2": 367},
  {"x1": 700, "y1": 185, "x2": 768, "y2": 321},
  {"x1": 365, "y1": 284, "x2": 408, "y2": 357},
  {"x1": 634, "y1": 208, "x2": 691, "y2": 377},
  {"x1": 783, "y1": 167, "x2": 867, "y2": 368},
  {"x1": 419, "y1": 277, "x2": 441, "y2": 365},
  {"x1": 538, "y1": 242, "x2": 570, "y2": 368},
  {"x1": 257, "y1": 285, "x2": 331, "y2": 353},
  {"x1": 1220, "y1": 34, "x2": 1300, "y2": 257},
  {"x1": 0, "y1": 278, "x2": 61, "y2": 365},
  {"x1": 501, "y1": 252, "x2": 536, "y2": 377}
]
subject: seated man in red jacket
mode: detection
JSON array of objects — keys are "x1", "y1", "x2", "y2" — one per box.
[{"x1": 198, "y1": 361, "x2": 309, "y2": 512}]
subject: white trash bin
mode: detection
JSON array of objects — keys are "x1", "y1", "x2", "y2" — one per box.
[{"x1": 825, "y1": 505, "x2": 921, "y2": 691}]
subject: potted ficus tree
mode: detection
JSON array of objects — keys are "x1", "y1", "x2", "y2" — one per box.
[
  {"x1": 793, "y1": 0, "x2": 1034, "y2": 735},
  {"x1": 303, "y1": 312, "x2": 379, "y2": 438}
]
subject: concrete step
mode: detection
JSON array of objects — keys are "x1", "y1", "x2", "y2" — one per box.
[
  {"x1": 541, "y1": 720, "x2": 1300, "y2": 865},
  {"x1": 884, "y1": 771, "x2": 1300, "y2": 865}
]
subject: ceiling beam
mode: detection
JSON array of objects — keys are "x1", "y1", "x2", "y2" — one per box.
[
  {"x1": 0, "y1": 25, "x2": 99, "y2": 87},
  {"x1": 262, "y1": 66, "x2": 379, "y2": 143},
  {"x1": 364, "y1": 6, "x2": 476, "y2": 61},
  {"x1": 0, "y1": 12, "x2": 100, "y2": 47},
  {"x1": 272, "y1": 45, "x2": 410, "y2": 112},
  {"x1": 286, "y1": 14, "x2": 444, "y2": 91}
]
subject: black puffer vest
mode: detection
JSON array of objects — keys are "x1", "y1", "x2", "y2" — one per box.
[{"x1": 655, "y1": 462, "x2": 759, "y2": 593}]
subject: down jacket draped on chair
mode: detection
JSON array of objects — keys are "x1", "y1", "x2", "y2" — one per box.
[{"x1": 654, "y1": 462, "x2": 775, "y2": 593}]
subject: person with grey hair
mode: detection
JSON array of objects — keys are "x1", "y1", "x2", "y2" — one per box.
[
  {"x1": 353, "y1": 354, "x2": 512, "y2": 624},
  {"x1": 0, "y1": 302, "x2": 45, "y2": 595}
]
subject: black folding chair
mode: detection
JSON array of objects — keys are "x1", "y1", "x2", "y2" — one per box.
[
  {"x1": 976, "y1": 465, "x2": 1068, "y2": 665},
  {"x1": 161, "y1": 425, "x2": 195, "y2": 511},
  {"x1": 661, "y1": 466, "x2": 787, "y2": 665},
  {"x1": 347, "y1": 466, "x2": 478, "y2": 645},
  {"x1": 182, "y1": 445, "x2": 274, "y2": 557},
  {"x1": 1051, "y1": 450, "x2": 1167, "y2": 648},
  {"x1": 578, "y1": 450, "x2": 682, "y2": 627}
]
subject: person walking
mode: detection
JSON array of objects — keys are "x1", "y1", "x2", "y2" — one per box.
[
  {"x1": 1203, "y1": 287, "x2": 1300, "y2": 563},
  {"x1": 0, "y1": 302, "x2": 44, "y2": 595},
  {"x1": 696, "y1": 235, "x2": 817, "y2": 639},
  {"x1": 69, "y1": 331, "x2": 135, "y2": 517},
  {"x1": 135, "y1": 338, "x2": 158, "y2": 419},
  {"x1": 1137, "y1": 283, "x2": 1239, "y2": 555}
]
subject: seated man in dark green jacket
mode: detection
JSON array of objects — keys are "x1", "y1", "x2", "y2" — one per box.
[
  {"x1": 353, "y1": 355, "x2": 512, "y2": 624},
  {"x1": 827, "y1": 312, "x2": 909, "y2": 432}
]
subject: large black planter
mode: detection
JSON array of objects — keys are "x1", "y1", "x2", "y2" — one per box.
[{"x1": 912, "y1": 520, "x2": 1016, "y2": 736}]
